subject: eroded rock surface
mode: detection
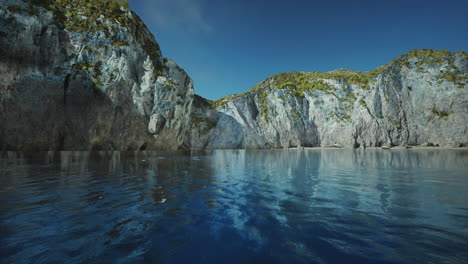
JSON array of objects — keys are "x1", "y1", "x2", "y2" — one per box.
[
  {"x1": 0, "y1": 0, "x2": 193, "y2": 150},
  {"x1": 1, "y1": 1, "x2": 466, "y2": 151},
  {"x1": 188, "y1": 50, "x2": 467, "y2": 149}
]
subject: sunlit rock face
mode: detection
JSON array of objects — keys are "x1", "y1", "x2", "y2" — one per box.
[
  {"x1": 1, "y1": 1, "x2": 466, "y2": 151},
  {"x1": 0, "y1": 0, "x2": 193, "y2": 151},
  {"x1": 189, "y1": 50, "x2": 468, "y2": 149}
]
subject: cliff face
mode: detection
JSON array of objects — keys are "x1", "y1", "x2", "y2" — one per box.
[
  {"x1": 0, "y1": 0, "x2": 193, "y2": 151},
  {"x1": 1, "y1": 1, "x2": 466, "y2": 151},
  {"x1": 189, "y1": 50, "x2": 468, "y2": 149}
]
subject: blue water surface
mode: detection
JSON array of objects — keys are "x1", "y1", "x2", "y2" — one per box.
[{"x1": 1, "y1": 149, "x2": 467, "y2": 264}]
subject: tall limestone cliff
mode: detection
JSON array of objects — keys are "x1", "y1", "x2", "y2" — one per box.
[
  {"x1": 188, "y1": 49, "x2": 468, "y2": 149},
  {"x1": 1, "y1": 1, "x2": 466, "y2": 151},
  {"x1": 0, "y1": 0, "x2": 193, "y2": 151}
]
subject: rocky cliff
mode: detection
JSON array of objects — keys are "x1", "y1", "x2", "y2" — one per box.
[
  {"x1": 188, "y1": 49, "x2": 468, "y2": 149},
  {"x1": 0, "y1": 0, "x2": 193, "y2": 151},
  {"x1": 1, "y1": 1, "x2": 466, "y2": 151}
]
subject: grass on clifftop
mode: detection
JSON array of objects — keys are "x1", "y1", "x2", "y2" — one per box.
[
  {"x1": 211, "y1": 49, "x2": 467, "y2": 119},
  {"x1": 24, "y1": 0, "x2": 166, "y2": 87},
  {"x1": 31, "y1": 0, "x2": 131, "y2": 34}
]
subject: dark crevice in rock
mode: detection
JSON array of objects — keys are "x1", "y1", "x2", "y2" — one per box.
[
  {"x1": 139, "y1": 142, "x2": 147, "y2": 151},
  {"x1": 57, "y1": 134, "x2": 65, "y2": 150},
  {"x1": 353, "y1": 142, "x2": 361, "y2": 148},
  {"x1": 63, "y1": 74, "x2": 70, "y2": 106}
]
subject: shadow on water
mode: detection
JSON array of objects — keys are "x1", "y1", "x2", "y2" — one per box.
[{"x1": 0, "y1": 149, "x2": 467, "y2": 263}]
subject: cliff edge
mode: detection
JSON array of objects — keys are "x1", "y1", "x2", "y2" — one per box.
[
  {"x1": 0, "y1": 0, "x2": 193, "y2": 151},
  {"x1": 188, "y1": 49, "x2": 468, "y2": 149}
]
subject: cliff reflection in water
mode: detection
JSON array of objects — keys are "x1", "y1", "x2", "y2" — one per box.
[{"x1": 1, "y1": 149, "x2": 467, "y2": 264}]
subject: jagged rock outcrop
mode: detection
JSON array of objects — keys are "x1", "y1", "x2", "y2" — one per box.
[
  {"x1": 188, "y1": 49, "x2": 467, "y2": 149},
  {"x1": 0, "y1": 0, "x2": 193, "y2": 151}
]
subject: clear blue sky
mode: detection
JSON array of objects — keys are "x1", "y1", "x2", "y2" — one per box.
[{"x1": 128, "y1": 0, "x2": 468, "y2": 100}]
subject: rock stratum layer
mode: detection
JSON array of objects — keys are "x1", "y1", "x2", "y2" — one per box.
[
  {"x1": 0, "y1": 0, "x2": 193, "y2": 151},
  {"x1": 1, "y1": 1, "x2": 467, "y2": 151},
  {"x1": 188, "y1": 50, "x2": 468, "y2": 149}
]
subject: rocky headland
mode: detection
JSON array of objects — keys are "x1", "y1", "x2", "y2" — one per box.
[
  {"x1": 0, "y1": 0, "x2": 193, "y2": 151},
  {"x1": 1, "y1": 0, "x2": 467, "y2": 151},
  {"x1": 188, "y1": 50, "x2": 467, "y2": 149}
]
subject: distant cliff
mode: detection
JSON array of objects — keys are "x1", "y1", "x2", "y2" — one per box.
[
  {"x1": 0, "y1": 0, "x2": 193, "y2": 151},
  {"x1": 188, "y1": 49, "x2": 468, "y2": 149}
]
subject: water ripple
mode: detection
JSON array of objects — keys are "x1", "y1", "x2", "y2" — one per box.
[{"x1": 1, "y1": 150, "x2": 467, "y2": 263}]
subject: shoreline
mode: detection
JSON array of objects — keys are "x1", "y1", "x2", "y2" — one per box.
[
  {"x1": 1, "y1": 146, "x2": 467, "y2": 154},
  {"x1": 296, "y1": 146, "x2": 468, "y2": 150}
]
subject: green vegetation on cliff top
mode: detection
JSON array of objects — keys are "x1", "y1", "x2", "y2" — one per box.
[
  {"x1": 211, "y1": 49, "x2": 467, "y2": 109},
  {"x1": 21, "y1": 0, "x2": 165, "y2": 86},
  {"x1": 207, "y1": 49, "x2": 466, "y2": 122},
  {"x1": 30, "y1": 0, "x2": 130, "y2": 34}
]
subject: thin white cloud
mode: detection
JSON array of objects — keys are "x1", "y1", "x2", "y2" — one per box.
[{"x1": 134, "y1": 0, "x2": 213, "y2": 33}]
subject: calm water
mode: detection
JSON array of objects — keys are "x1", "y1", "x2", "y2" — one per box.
[{"x1": 1, "y1": 149, "x2": 467, "y2": 264}]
